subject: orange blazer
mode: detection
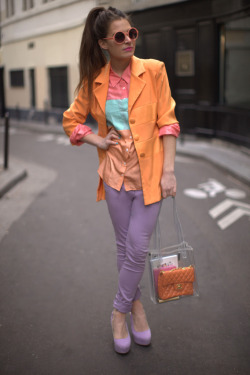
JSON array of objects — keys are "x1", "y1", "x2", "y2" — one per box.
[{"x1": 63, "y1": 56, "x2": 178, "y2": 205}]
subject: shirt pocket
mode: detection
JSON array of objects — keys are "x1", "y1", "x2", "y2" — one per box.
[
  {"x1": 130, "y1": 102, "x2": 157, "y2": 125},
  {"x1": 135, "y1": 134, "x2": 163, "y2": 158}
]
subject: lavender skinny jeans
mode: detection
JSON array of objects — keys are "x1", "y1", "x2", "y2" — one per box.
[{"x1": 104, "y1": 183, "x2": 162, "y2": 313}]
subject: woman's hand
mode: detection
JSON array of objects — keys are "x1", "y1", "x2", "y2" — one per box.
[
  {"x1": 83, "y1": 128, "x2": 120, "y2": 150},
  {"x1": 160, "y1": 170, "x2": 177, "y2": 198},
  {"x1": 99, "y1": 128, "x2": 120, "y2": 150}
]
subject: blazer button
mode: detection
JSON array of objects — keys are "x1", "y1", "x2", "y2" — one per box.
[
  {"x1": 140, "y1": 153, "x2": 145, "y2": 158},
  {"x1": 130, "y1": 119, "x2": 135, "y2": 124},
  {"x1": 134, "y1": 135, "x2": 139, "y2": 141}
]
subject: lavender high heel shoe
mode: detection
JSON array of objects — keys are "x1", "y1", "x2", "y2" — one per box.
[
  {"x1": 111, "y1": 311, "x2": 131, "y2": 354},
  {"x1": 130, "y1": 313, "x2": 151, "y2": 346}
]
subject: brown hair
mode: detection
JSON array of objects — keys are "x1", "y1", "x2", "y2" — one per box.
[{"x1": 76, "y1": 6, "x2": 130, "y2": 100}]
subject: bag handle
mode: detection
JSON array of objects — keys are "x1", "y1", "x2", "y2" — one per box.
[
  {"x1": 154, "y1": 197, "x2": 185, "y2": 256},
  {"x1": 172, "y1": 197, "x2": 185, "y2": 244}
]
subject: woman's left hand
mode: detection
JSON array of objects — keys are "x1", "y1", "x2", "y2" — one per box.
[{"x1": 160, "y1": 171, "x2": 177, "y2": 198}]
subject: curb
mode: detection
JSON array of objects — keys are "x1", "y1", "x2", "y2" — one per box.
[
  {"x1": 176, "y1": 140, "x2": 250, "y2": 186},
  {"x1": 176, "y1": 149, "x2": 250, "y2": 186},
  {"x1": 0, "y1": 167, "x2": 28, "y2": 199}
]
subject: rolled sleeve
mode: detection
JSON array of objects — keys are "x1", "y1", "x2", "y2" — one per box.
[
  {"x1": 159, "y1": 123, "x2": 180, "y2": 138},
  {"x1": 70, "y1": 124, "x2": 93, "y2": 146},
  {"x1": 63, "y1": 83, "x2": 90, "y2": 139}
]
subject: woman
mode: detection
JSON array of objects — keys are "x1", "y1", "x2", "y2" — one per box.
[{"x1": 63, "y1": 6, "x2": 180, "y2": 354}]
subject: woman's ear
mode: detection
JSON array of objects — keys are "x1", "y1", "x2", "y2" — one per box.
[{"x1": 98, "y1": 39, "x2": 108, "y2": 50}]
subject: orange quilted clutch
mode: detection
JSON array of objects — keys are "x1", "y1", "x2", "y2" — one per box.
[{"x1": 158, "y1": 266, "x2": 195, "y2": 301}]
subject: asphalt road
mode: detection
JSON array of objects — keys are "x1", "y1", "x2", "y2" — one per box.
[{"x1": 0, "y1": 129, "x2": 250, "y2": 375}]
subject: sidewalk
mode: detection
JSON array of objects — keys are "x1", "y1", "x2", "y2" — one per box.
[
  {"x1": 0, "y1": 118, "x2": 250, "y2": 199},
  {"x1": 177, "y1": 136, "x2": 250, "y2": 186},
  {"x1": 0, "y1": 119, "x2": 64, "y2": 198}
]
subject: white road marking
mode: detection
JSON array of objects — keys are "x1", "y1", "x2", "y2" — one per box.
[
  {"x1": 184, "y1": 179, "x2": 227, "y2": 199},
  {"x1": 209, "y1": 199, "x2": 250, "y2": 219},
  {"x1": 198, "y1": 179, "x2": 225, "y2": 197},
  {"x1": 225, "y1": 189, "x2": 247, "y2": 199},
  {"x1": 0, "y1": 128, "x2": 18, "y2": 134},
  {"x1": 56, "y1": 136, "x2": 70, "y2": 145},
  {"x1": 36, "y1": 134, "x2": 69, "y2": 145},
  {"x1": 184, "y1": 178, "x2": 249, "y2": 229},
  {"x1": 184, "y1": 188, "x2": 208, "y2": 199},
  {"x1": 209, "y1": 198, "x2": 250, "y2": 230},
  {"x1": 2, "y1": 130, "x2": 69, "y2": 146},
  {"x1": 217, "y1": 207, "x2": 250, "y2": 230},
  {"x1": 37, "y1": 134, "x2": 55, "y2": 142}
]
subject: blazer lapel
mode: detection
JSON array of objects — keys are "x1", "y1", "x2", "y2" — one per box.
[
  {"x1": 93, "y1": 57, "x2": 146, "y2": 115},
  {"x1": 128, "y1": 56, "x2": 146, "y2": 113},
  {"x1": 93, "y1": 62, "x2": 110, "y2": 114}
]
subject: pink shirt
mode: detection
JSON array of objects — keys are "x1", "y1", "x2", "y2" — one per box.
[{"x1": 98, "y1": 64, "x2": 143, "y2": 191}]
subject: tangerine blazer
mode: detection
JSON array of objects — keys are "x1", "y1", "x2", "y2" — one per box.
[{"x1": 63, "y1": 56, "x2": 178, "y2": 205}]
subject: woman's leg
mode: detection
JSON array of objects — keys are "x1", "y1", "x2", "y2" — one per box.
[
  {"x1": 104, "y1": 183, "x2": 141, "y2": 301},
  {"x1": 113, "y1": 190, "x2": 161, "y2": 313},
  {"x1": 105, "y1": 183, "x2": 136, "y2": 340},
  {"x1": 104, "y1": 182, "x2": 161, "y2": 313}
]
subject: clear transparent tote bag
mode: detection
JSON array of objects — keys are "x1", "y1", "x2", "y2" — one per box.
[{"x1": 148, "y1": 198, "x2": 199, "y2": 304}]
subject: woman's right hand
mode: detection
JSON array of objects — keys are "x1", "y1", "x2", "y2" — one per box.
[
  {"x1": 79, "y1": 128, "x2": 120, "y2": 150},
  {"x1": 99, "y1": 128, "x2": 120, "y2": 150}
]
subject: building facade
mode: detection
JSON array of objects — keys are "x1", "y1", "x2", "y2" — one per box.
[
  {"x1": 0, "y1": 0, "x2": 250, "y2": 146},
  {"x1": 0, "y1": 0, "x2": 96, "y2": 122},
  {"x1": 128, "y1": 0, "x2": 250, "y2": 146}
]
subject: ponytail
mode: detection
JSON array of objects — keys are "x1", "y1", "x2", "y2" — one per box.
[{"x1": 76, "y1": 7, "x2": 130, "y2": 100}]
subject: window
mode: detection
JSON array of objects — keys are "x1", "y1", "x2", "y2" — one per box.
[
  {"x1": 6, "y1": 0, "x2": 15, "y2": 17},
  {"x1": 10, "y1": 70, "x2": 25, "y2": 87},
  {"x1": 23, "y1": 0, "x2": 34, "y2": 11},
  {"x1": 29, "y1": 69, "x2": 36, "y2": 107},
  {"x1": 49, "y1": 67, "x2": 68, "y2": 109},
  {"x1": 221, "y1": 17, "x2": 250, "y2": 109},
  {"x1": 175, "y1": 28, "x2": 196, "y2": 100}
]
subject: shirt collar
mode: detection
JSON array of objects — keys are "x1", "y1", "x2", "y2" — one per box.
[{"x1": 109, "y1": 63, "x2": 131, "y2": 87}]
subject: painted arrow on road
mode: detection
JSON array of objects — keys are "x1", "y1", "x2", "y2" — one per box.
[{"x1": 209, "y1": 199, "x2": 250, "y2": 230}]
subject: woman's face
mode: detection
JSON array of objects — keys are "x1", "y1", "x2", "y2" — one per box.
[{"x1": 99, "y1": 18, "x2": 136, "y2": 61}]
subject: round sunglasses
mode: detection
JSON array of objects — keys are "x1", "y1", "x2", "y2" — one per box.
[{"x1": 103, "y1": 27, "x2": 139, "y2": 44}]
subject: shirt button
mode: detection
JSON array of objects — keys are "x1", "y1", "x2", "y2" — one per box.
[
  {"x1": 126, "y1": 148, "x2": 129, "y2": 152},
  {"x1": 134, "y1": 135, "x2": 139, "y2": 141},
  {"x1": 124, "y1": 162, "x2": 126, "y2": 165},
  {"x1": 121, "y1": 173, "x2": 124, "y2": 176},
  {"x1": 140, "y1": 153, "x2": 145, "y2": 158},
  {"x1": 130, "y1": 136, "x2": 132, "y2": 139},
  {"x1": 130, "y1": 119, "x2": 135, "y2": 124}
]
